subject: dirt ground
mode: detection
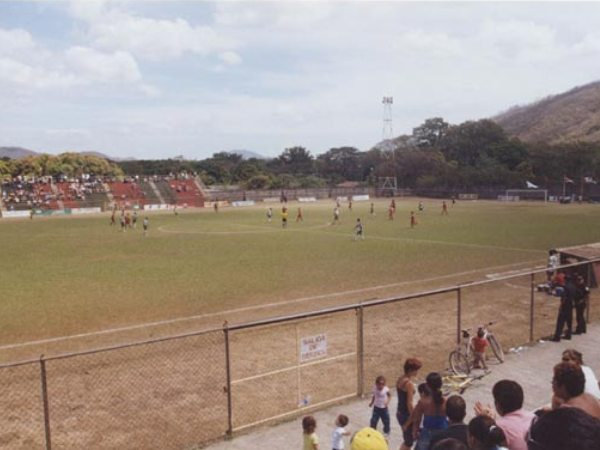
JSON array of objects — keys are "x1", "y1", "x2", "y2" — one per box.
[{"x1": 1, "y1": 267, "x2": 597, "y2": 449}]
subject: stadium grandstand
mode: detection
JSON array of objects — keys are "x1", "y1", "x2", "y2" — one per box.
[{"x1": 1, "y1": 173, "x2": 205, "y2": 214}]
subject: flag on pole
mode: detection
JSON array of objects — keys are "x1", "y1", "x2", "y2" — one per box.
[
  {"x1": 526, "y1": 180, "x2": 539, "y2": 189},
  {"x1": 584, "y1": 176, "x2": 597, "y2": 184},
  {"x1": 564, "y1": 176, "x2": 575, "y2": 184}
]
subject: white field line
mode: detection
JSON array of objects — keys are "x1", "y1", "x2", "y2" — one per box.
[
  {"x1": 157, "y1": 222, "x2": 330, "y2": 235},
  {"x1": 0, "y1": 259, "x2": 540, "y2": 352},
  {"x1": 303, "y1": 228, "x2": 546, "y2": 254},
  {"x1": 160, "y1": 221, "x2": 545, "y2": 255}
]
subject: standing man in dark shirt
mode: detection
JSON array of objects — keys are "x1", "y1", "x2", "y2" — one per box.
[{"x1": 552, "y1": 273, "x2": 576, "y2": 341}]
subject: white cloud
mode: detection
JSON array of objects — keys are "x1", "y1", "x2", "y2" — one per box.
[
  {"x1": 0, "y1": 57, "x2": 78, "y2": 89},
  {"x1": 64, "y1": 46, "x2": 141, "y2": 83},
  {"x1": 396, "y1": 30, "x2": 462, "y2": 57},
  {"x1": 0, "y1": 28, "x2": 36, "y2": 57},
  {"x1": 477, "y1": 19, "x2": 564, "y2": 63},
  {"x1": 214, "y1": 3, "x2": 334, "y2": 29},
  {"x1": 219, "y1": 51, "x2": 242, "y2": 66},
  {"x1": 69, "y1": 3, "x2": 239, "y2": 62},
  {"x1": 573, "y1": 31, "x2": 600, "y2": 55}
]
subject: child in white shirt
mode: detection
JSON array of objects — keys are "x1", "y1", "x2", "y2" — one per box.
[{"x1": 331, "y1": 414, "x2": 350, "y2": 450}]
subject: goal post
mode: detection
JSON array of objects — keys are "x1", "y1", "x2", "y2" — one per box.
[{"x1": 505, "y1": 189, "x2": 548, "y2": 202}]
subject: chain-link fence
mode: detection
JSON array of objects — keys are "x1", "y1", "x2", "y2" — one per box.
[{"x1": 0, "y1": 260, "x2": 597, "y2": 449}]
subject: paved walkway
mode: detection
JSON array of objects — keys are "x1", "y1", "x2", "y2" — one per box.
[{"x1": 206, "y1": 323, "x2": 600, "y2": 449}]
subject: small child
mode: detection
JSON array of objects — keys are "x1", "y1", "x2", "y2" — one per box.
[
  {"x1": 354, "y1": 218, "x2": 364, "y2": 240},
  {"x1": 471, "y1": 327, "x2": 489, "y2": 371},
  {"x1": 142, "y1": 217, "x2": 149, "y2": 236},
  {"x1": 331, "y1": 414, "x2": 350, "y2": 450},
  {"x1": 267, "y1": 207, "x2": 273, "y2": 223},
  {"x1": 368, "y1": 375, "x2": 391, "y2": 438},
  {"x1": 303, "y1": 415, "x2": 320, "y2": 450},
  {"x1": 370, "y1": 202, "x2": 375, "y2": 216}
]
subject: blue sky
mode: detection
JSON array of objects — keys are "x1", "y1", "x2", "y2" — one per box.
[{"x1": 2, "y1": 1, "x2": 600, "y2": 160}]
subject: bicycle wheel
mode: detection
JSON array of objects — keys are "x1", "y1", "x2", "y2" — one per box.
[
  {"x1": 449, "y1": 351, "x2": 470, "y2": 375},
  {"x1": 488, "y1": 335, "x2": 504, "y2": 363}
]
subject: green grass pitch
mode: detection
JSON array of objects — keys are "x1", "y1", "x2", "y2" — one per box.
[{"x1": 1, "y1": 198, "x2": 599, "y2": 353}]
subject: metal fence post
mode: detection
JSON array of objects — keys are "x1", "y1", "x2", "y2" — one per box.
[
  {"x1": 586, "y1": 262, "x2": 592, "y2": 324},
  {"x1": 530, "y1": 273, "x2": 535, "y2": 342},
  {"x1": 39, "y1": 355, "x2": 52, "y2": 450},
  {"x1": 223, "y1": 322, "x2": 233, "y2": 439},
  {"x1": 456, "y1": 287, "x2": 462, "y2": 344},
  {"x1": 356, "y1": 304, "x2": 364, "y2": 398}
]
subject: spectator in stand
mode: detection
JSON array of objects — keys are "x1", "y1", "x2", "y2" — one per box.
[
  {"x1": 467, "y1": 416, "x2": 507, "y2": 450},
  {"x1": 431, "y1": 439, "x2": 467, "y2": 450},
  {"x1": 561, "y1": 349, "x2": 600, "y2": 398},
  {"x1": 526, "y1": 407, "x2": 600, "y2": 450},
  {"x1": 350, "y1": 427, "x2": 388, "y2": 450},
  {"x1": 471, "y1": 327, "x2": 489, "y2": 371},
  {"x1": 474, "y1": 380, "x2": 534, "y2": 450},
  {"x1": 429, "y1": 395, "x2": 468, "y2": 450},
  {"x1": 551, "y1": 273, "x2": 575, "y2": 341},
  {"x1": 412, "y1": 373, "x2": 448, "y2": 450},
  {"x1": 368, "y1": 375, "x2": 391, "y2": 439},
  {"x1": 550, "y1": 270, "x2": 565, "y2": 296},
  {"x1": 396, "y1": 357, "x2": 423, "y2": 450},
  {"x1": 302, "y1": 415, "x2": 320, "y2": 450},
  {"x1": 546, "y1": 249, "x2": 559, "y2": 282},
  {"x1": 573, "y1": 274, "x2": 589, "y2": 334},
  {"x1": 551, "y1": 362, "x2": 600, "y2": 419}
]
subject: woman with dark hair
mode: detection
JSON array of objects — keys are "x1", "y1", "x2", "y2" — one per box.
[
  {"x1": 396, "y1": 358, "x2": 423, "y2": 450},
  {"x1": 467, "y1": 416, "x2": 507, "y2": 450},
  {"x1": 412, "y1": 372, "x2": 448, "y2": 450}
]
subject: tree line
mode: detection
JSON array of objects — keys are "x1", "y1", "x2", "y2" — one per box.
[
  {"x1": 4, "y1": 118, "x2": 600, "y2": 190},
  {"x1": 0, "y1": 153, "x2": 123, "y2": 180}
]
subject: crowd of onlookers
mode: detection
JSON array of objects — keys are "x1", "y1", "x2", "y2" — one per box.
[
  {"x1": 1, "y1": 172, "x2": 200, "y2": 209},
  {"x1": 302, "y1": 349, "x2": 600, "y2": 450}
]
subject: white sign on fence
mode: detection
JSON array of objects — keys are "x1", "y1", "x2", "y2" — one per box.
[
  {"x1": 298, "y1": 197, "x2": 317, "y2": 202},
  {"x1": 0, "y1": 210, "x2": 31, "y2": 218},
  {"x1": 352, "y1": 195, "x2": 370, "y2": 202},
  {"x1": 71, "y1": 207, "x2": 102, "y2": 215},
  {"x1": 231, "y1": 200, "x2": 256, "y2": 207},
  {"x1": 300, "y1": 333, "x2": 327, "y2": 362}
]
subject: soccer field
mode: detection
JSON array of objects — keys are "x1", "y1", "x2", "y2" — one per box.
[{"x1": 1, "y1": 198, "x2": 599, "y2": 360}]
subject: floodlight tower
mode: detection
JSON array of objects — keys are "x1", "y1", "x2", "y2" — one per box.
[{"x1": 382, "y1": 96, "x2": 394, "y2": 140}]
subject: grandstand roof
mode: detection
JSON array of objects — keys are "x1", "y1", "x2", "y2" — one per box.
[{"x1": 559, "y1": 242, "x2": 600, "y2": 261}]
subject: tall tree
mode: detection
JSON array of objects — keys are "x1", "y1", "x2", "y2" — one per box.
[
  {"x1": 412, "y1": 117, "x2": 449, "y2": 148},
  {"x1": 316, "y1": 146, "x2": 362, "y2": 182},
  {"x1": 272, "y1": 146, "x2": 314, "y2": 176}
]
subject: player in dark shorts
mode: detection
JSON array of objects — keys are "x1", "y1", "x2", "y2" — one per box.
[
  {"x1": 281, "y1": 207, "x2": 288, "y2": 228},
  {"x1": 354, "y1": 218, "x2": 364, "y2": 240},
  {"x1": 143, "y1": 217, "x2": 149, "y2": 236}
]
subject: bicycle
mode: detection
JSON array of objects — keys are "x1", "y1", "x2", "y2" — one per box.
[
  {"x1": 441, "y1": 372, "x2": 487, "y2": 396},
  {"x1": 449, "y1": 322, "x2": 504, "y2": 375}
]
